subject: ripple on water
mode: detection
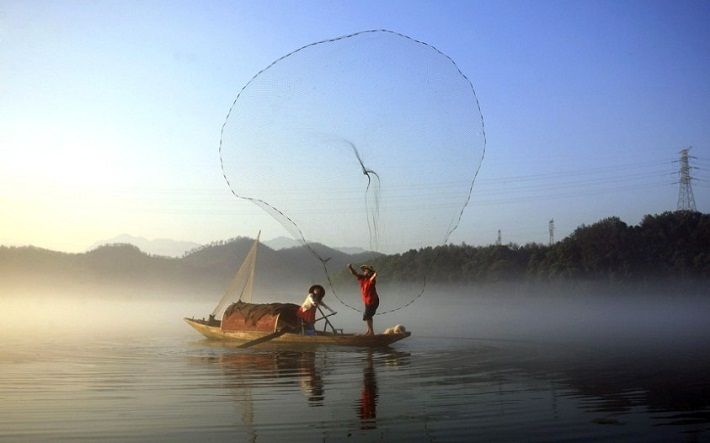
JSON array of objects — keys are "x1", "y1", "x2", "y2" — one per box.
[{"x1": 1, "y1": 333, "x2": 709, "y2": 441}]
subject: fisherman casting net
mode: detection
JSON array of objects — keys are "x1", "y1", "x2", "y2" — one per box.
[{"x1": 219, "y1": 30, "x2": 485, "y2": 314}]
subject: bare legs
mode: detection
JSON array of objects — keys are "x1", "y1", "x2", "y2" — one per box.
[{"x1": 365, "y1": 318, "x2": 374, "y2": 336}]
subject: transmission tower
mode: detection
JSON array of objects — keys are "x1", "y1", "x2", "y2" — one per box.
[
  {"x1": 496, "y1": 229, "x2": 501, "y2": 246},
  {"x1": 677, "y1": 147, "x2": 697, "y2": 211},
  {"x1": 548, "y1": 219, "x2": 555, "y2": 245}
]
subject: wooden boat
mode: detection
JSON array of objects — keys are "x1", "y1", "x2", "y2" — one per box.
[
  {"x1": 184, "y1": 232, "x2": 410, "y2": 348},
  {"x1": 184, "y1": 317, "x2": 410, "y2": 348}
]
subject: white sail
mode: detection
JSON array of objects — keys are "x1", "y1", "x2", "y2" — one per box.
[{"x1": 211, "y1": 231, "x2": 260, "y2": 319}]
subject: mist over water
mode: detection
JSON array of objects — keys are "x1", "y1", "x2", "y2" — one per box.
[
  {"x1": 4, "y1": 286, "x2": 710, "y2": 342},
  {"x1": 2, "y1": 288, "x2": 709, "y2": 441},
  {"x1": 412, "y1": 287, "x2": 710, "y2": 345}
]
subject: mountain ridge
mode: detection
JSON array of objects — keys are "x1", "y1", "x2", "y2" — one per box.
[
  {"x1": 0, "y1": 237, "x2": 382, "y2": 299},
  {"x1": 90, "y1": 234, "x2": 201, "y2": 258}
]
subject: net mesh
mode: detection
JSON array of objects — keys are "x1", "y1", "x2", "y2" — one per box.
[{"x1": 219, "y1": 30, "x2": 485, "y2": 313}]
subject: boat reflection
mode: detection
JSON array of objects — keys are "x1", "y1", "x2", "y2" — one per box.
[
  {"x1": 215, "y1": 350, "x2": 326, "y2": 406},
  {"x1": 296, "y1": 352, "x2": 324, "y2": 405},
  {"x1": 203, "y1": 347, "x2": 410, "y2": 433}
]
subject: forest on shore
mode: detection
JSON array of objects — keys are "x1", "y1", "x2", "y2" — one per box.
[{"x1": 368, "y1": 211, "x2": 709, "y2": 284}]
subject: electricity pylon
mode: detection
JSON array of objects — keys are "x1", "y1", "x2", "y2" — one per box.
[{"x1": 677, "y1": 147, "x2": 696, "y2": 211}]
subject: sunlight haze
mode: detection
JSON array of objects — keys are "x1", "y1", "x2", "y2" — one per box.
[{"x1": 1, "y1": 0, "x2": 708, "y2": 252}]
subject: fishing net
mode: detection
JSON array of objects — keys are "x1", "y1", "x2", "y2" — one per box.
[{"x1": 219, "y1": 30, "x2": 485, "y2": 314}]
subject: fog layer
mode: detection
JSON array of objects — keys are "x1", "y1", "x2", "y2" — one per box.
[{"x1": 3, "y1": 286, "x2": 708, "y2": 353}]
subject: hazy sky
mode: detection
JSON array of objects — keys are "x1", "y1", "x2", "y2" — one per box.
[{"x1": 1, "y1": 0, "x2": 708, "y2": 253}]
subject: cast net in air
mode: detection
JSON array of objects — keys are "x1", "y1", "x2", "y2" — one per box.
[{"x1": 219, "y1": 29, "x2": 486, "y2": 314}]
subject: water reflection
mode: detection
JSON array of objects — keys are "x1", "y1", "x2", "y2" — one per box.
[
  {"x1": 215, "y1": 351, "x2": 326, "y2": 407},
  {"x1": 179, "y1": 335, "x2": 709, "y2": 441},
  {"x1": 357, "y1": 351, "x2": 378, "y2": 429},
  {"x1": 3, "y1": 329, "x2": 708, "y2": 441},
  {"x1": 203, "y1": 347, "x2": 411, "y2": 435},
  {"x1": 499, "y1": 343, "x2": 710, "y2": 426},
  {"x1": 297, "y1": 352, "x2": 324, "y2": 405}
]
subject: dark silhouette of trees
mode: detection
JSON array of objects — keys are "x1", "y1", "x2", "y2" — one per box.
[{"x1": 368, "y1": 211, "x2": 709, "y2": 284}]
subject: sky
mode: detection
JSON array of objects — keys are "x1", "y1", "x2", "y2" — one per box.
[{"x1": 1, "y1": 0, "x2": 709, "y2": 253}]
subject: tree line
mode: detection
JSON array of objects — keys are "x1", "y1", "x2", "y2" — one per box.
[{"x1": 367, "y1": 211, "x2": 710, "y2": 283}]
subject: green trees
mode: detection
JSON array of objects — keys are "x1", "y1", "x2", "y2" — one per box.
[
  {"x1": 637, "y1": 211, "x2": 710, "y2": 278},
  {"x1": 370, "y1": 211, "x2": 710, "y2": 283}
]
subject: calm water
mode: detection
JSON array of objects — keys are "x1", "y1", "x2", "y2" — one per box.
[{"x1": 1, "y1": 294, "x2": 709, "y2": 442}]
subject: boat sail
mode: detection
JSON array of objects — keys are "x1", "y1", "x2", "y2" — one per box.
[{"x1": 210, "y1": 231, "x2": 260, "y2": 322}]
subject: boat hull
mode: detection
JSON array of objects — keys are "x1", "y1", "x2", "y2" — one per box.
[{"x1": 184, "y1": 318, "x2": 410, "y2": 348}]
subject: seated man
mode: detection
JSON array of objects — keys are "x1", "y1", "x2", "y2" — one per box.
[{"x1": 297, "y1": 284, "x2": 335, "y2": 335}]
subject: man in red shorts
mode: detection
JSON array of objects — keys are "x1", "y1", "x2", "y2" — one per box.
[{"x1": 348, "y1": 264, "x2": 379, "y2": 335}]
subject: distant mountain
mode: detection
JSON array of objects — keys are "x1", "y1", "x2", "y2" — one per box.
[
  {"x1": 264, "y1": 236, "x2": 371, "y2": 255},
  {"x1": 90, "y1": 234, "x2": 201, "y2": 258},
  {"x1": 183, "y1": 238, "x2": 382, "y2": 288},
  {"x1": 0, "y1": 236, "x2": 383, "y2": 300}
]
